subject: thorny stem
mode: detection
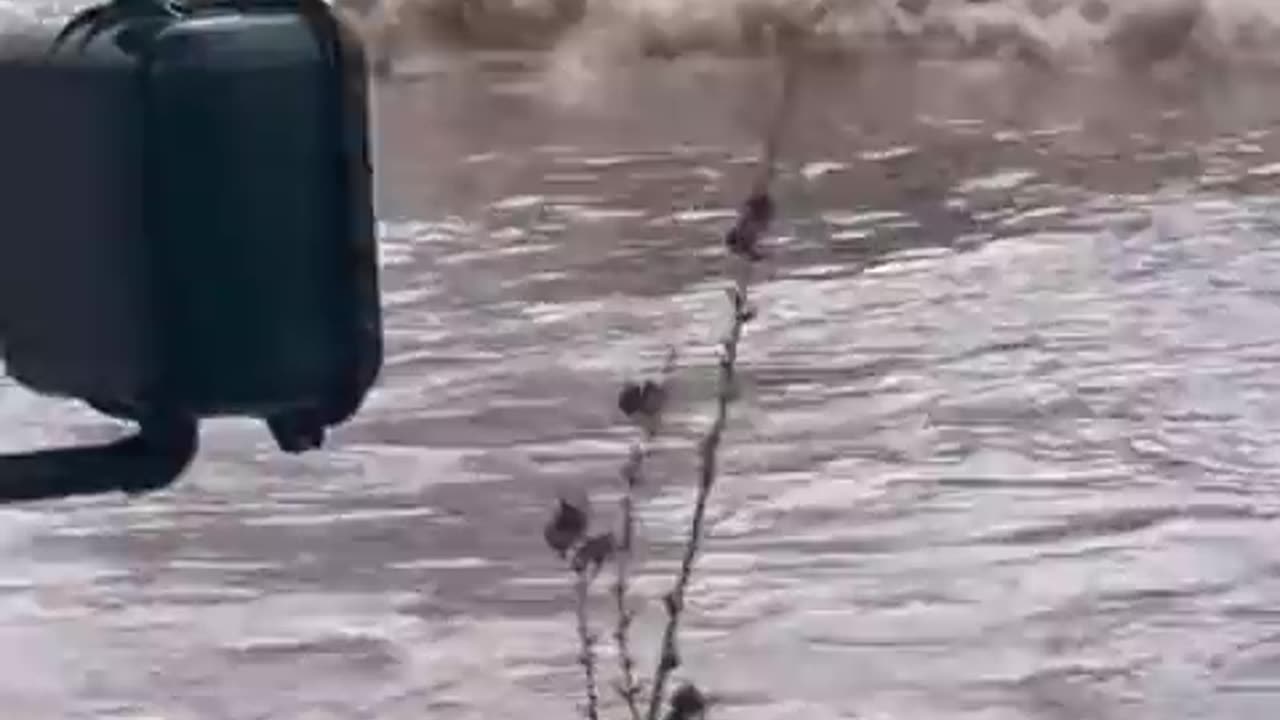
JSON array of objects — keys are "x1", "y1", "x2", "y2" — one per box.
[
  {"x1": 613, "y1": 350, "x2": 678, "y2": 720},
  {"x1": 612, "y1": 453, "x2": 644, "y2": 720},
  {"x1": 575, "y1": 569, "x2": 602, "y2": 720},
  {"x1": 642, "y1": 291, "x2": 745, "y2": 720},
  {"x1": 643, "y1": 48, "x2": 802, "y2": 720}
]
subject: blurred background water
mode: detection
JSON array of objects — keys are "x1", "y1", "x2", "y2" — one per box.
[{"x1": 3, "y1": 1, "x2": 1280, "y2": 718}]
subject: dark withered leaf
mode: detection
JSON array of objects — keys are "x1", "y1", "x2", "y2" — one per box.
[
  {"x1": 724, "y1": 224, "x2": 764, "y2": 262},
  {"x1": 543, "y1": 494, "x2": 589, "y2": 559},
  {"x1": 619, "y1": 378, "x2": 668, "y2": 423},
  {"x1": 571, "y1": 531, "x2": 617, "y2": 575},
  {"x1": 664, "y1": 683, "x2": 709, "y2": 720},
  {"x1": 724, "y1": 190, "x2": 775, "y2": 261},
  {"x1": 618, "y1": 380, "x2": 646, "y2": 417},
  {"x1": 743, "y1": 191, "x2": 775, "y2": 228}
]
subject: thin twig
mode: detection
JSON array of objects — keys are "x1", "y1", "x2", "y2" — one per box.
[
  {"x1": 643, "y1": 46, "x2": 803, "y2": 720},
  {"x1": 574, "y1": 569, "x2": 602, "y2": 720},
  {"x1": 612, "y1": 453, "x2": 644, "y2": 720},
  {"x1": 613, "y1": 349, "x2": 678, "y2": 720},
  {"x1": 753, "y1": 45, "x2": 801, "y2": 195}
]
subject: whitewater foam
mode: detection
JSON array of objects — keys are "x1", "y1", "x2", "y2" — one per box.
[
  {"x1": 3, "y1": 0, "x2": 1276, "y2": 74},
  {"x1": 347, "y1": 0, "x2": 1280, "y2": 70}
]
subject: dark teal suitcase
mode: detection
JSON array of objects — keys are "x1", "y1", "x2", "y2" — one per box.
[{"x1": 0, "y1": 0, "x2": 382, "y2": 501}]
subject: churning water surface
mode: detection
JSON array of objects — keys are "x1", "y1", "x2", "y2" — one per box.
[{"x1": 4, "y1": 1, "x2": 1280, "y2": 718}]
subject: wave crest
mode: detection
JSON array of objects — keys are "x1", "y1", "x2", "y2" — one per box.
[{"x1": 346, "y1": 0, "x2": 1280, "y2": 71}]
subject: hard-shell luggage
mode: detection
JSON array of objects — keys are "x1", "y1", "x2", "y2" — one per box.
[{"x1": 0, "y1": 0, "x2": 383, "y2": 502}]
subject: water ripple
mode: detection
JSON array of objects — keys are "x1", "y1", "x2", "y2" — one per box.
[{"x1": 3, "y1": 49, "x2": 1280, "y2": 719}]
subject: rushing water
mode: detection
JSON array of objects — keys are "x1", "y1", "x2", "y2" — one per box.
[{"x1": 4, "y1": 1, "x2": 1280, "y2": 718}]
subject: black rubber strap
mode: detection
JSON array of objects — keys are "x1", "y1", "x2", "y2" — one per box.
[{"x1": 0, "y1": 417, "x2": 198, "y2": 502}]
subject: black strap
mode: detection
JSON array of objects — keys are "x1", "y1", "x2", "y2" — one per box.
[{"x1": 0, "y1": 417, "x2": 198, "y2": 502}]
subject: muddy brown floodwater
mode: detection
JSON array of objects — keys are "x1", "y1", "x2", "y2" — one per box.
[{"x1": 5, "y1": 2, "x2": 1280, "y2": 718}]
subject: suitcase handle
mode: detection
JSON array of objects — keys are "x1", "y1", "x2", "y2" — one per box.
[
  {"x1": 50, "y1": 0, "x2": 186, "y2": 55},
  {"x1": 0, "y1": 416, "x2": 197, "y2": 504}
]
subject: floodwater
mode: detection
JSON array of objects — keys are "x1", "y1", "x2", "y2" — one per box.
[{"x1": 4, "y1": 1, "x2": 1280, "y2": 718}]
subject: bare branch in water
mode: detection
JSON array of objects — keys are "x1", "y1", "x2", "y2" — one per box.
[
  {"x1": 613, "y1": 348, "x2": 678, "y2": 720},
  {"x1": 549, "y1": 18, "x2": 805, "y2": 718},
  {"x1": 574, "y1": 567, "x2": 602, "y2": 720},
  {"x1": 643, "y1": 43, "x2": 802, "y2": 720},
  {"x1": 545, "y1": 489, "x2": 600, "y2": 718}
]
